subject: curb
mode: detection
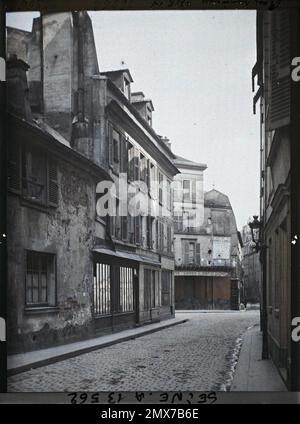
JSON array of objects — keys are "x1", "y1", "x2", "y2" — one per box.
[{"x1": 8, "y1": 318, "x2": 189, "y2": 376}]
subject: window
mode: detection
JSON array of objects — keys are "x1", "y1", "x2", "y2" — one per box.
[
  {"x1": 135, "y1": 215, "x2": 141, "y2": 245},
  {"x1": 174, "y1": 212, "x2": 183, "y2": 232},
  {"x1": 121, "y1": 215, "x2": 128, "y2": 241},
  {"x1": 183, "y1": 180, "x2": 191, "y2": 201},
  {"x1": 109, "y1": 200, "x2": 121, "y2": 240},
  {"x1": 93, "y1": 263, "x2": 111, "y2": 315},
  {"x1": 149, "y1": 163, "x2": 156, "y2": 197},
  {"x1": 140, "y1": 153, "x2": 146, "y2": 182},
  {"x1": 120, "y1": 136, "x2": 128, "y2": 173},
  {"x1": 188, "y1": 242, "x2": 195, "y2": 264},
  {"x1": 134, "y1": 148, "x2": 140, "y2": 181},
  {"x1": 144, "y1": 269, "x2": 157, "y2": 310},
  {"x1": 119, "y1": 267, "x2": 134, "y2": 312},
  {"x1": 162, "y1": 270, "x2": 172, "y2": 307},
  {"x1": 8, "y1": 141, "x2": 58, "y2": 208},
  {"x1": 147, "y1": 216, "x2": 154, "y2": 249},
  {"x1": 160, "y1": 222, "x2": 165, "y2": 252},
  {"x1": 124, "y1": 77, "x2": 131, "y2": 100},
  {"x1": 112, "y1": 130, "x2": 120, "y2": 163},
  {"x1": 26, "y1": 251, "x2": 56, "y2": 307},
  {"x1": 159, "y1": 172, "x2": 163, "y2": 204},
  {"x1": 147, "y1": 107, "x2": 152, "y2": 126},
  {"x1": 183, "y1": 241, "x2": 200, "y2": 265},
  {"x1": 167, "y1": 225, "x2": 172, "y2": 254},
  {"x1": 167, "y1": 180, "x2": 172, "y2": 210},
  {"x1": 22, "y1": 148, "x2": 46, "y2": 204},
  {"x1": 128, "y1": 142, "x2": 134, "y2": 181}
]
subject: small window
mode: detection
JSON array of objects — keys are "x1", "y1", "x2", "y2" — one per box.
[
  {"x1": 124, "y1": 77, "x2": 130, "y2": 100},
  {"x1": 22, "y1": 148, "x2": 47, "y2": 204},
  {"x1": 25, "y1": 251, "x2": 56, "y2": 307},
  {"x1": 112, "y1": 130, "x2": 120, "y2": 163},
  {"x1": 159, "y1": 172, "x2": 163, "y2": 204},
  {"x1": 183, "y1": 180, "x2": 191, "y2": 201}
]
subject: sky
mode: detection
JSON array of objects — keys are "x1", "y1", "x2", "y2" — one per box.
[{"x1": 6, "y1": 10, "x2": 260, "y2": 230}]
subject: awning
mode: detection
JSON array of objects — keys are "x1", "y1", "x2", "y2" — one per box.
[{"x1": 93, "y1": 247, "x2": 161, "y2": 267}]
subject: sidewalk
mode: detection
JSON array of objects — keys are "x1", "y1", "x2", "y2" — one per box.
[
  {"x1": 231, "y1": 325, "x2": 287, "y2": 391},
  {"x1": 7, "y1": 317, "x2": 188, "y2": 376}
]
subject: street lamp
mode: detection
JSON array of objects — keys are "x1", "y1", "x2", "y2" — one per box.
[
  {"x1": 249, "y1": 215, "x2": 261, "y2": 252},
  {"x1": 248, "y1": 215, "x2": 268, "y2": 360}
]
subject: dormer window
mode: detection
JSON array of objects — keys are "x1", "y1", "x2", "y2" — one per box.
[
  {"x1": 124, "y1": 76, "x2": 131, "y2": 100},
  {"x1": 146, "y1": 106, "x2": 152, "y2": 126}
]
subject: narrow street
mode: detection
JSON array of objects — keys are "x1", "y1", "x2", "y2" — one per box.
[{"x1": 8, "y1": 311, "x2": 259, "y2": 392}]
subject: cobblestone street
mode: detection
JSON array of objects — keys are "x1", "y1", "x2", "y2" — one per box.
[{"x1": 8, "y1": 311, "x2": 259, "y2": 392}]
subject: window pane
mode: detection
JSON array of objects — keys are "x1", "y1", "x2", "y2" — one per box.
[
  {"x1": 26, "y1": 252, "x2": 55, "y2": 306},
  {"x1": 32, "y1": 272, "x2": 39, "y2": 303}
]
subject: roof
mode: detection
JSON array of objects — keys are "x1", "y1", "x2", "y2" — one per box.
[
  {"x1": 100, "y1": 68, "x2": 134, "y2": 83},
  {"x1": 173, "y1": 155, "x2": 207, "y2": 171},
  {"x1": 204, "y1": 189, "x2": 232, "y2": 209},
  {"x1": 8, "y1": 112, "x2": 112, "y2": 181}
]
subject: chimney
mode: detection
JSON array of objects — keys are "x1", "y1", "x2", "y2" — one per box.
[
  {"x1": 42, "y1": 13, "x2": 74, "y2": 141},
  {"x1": 6, "y1": 55, "x2": 32, "y2": 121},
  {"x1": 159, "y1": 136, "x2": 172, "y2": 151}
]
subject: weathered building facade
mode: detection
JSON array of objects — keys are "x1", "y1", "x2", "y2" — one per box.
[
  {"x1": 173, "y1": 155, "x2": 242, "y2": 310},
  {"x1": 7, "y1": 11, "x2": 179, "y2": 354},
  {"x1": 252, "y1": 7, "x2": 300, "y2": 389},
  {"x1": 241, "y1": 224, "x2": 261, "y2": 305}
]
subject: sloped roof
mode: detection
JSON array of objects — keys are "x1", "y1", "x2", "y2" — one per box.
[
  {"x1": 173, "y1": 155, "x2": 207, "y2": 171},
  {"x1": 204, "y1": 189, "x2": 232, "y2": 209}
]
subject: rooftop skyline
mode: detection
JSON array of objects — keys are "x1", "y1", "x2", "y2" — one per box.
[{"x1": 6, "y1": 10, "x2": 260, "y2": 230}]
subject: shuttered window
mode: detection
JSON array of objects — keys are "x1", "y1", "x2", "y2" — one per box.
[
  {"x1": 8, "y1": 140, "x2": 21, "y2": 194},
  {"x1": 8, "y1": 142, "x2": 59, "y2": 209},
  {"x1": 108, "y1": 122, "x2": 113, "y2": 166},
  {"x1": 134, "y1": 148, "x2": 140, "y2": 181},
  {"x1": 268, "y1": 10, "x2": 291, "y2": 130},
  {"x1": 48, "y1": 159, "x2": 58, "y2": 207},
  {"x1": 135, "y1": 215, "x2": 141, "y2": 245},
  {"x1": 120, "y1": 135, "x2": 128, "y2": 173}
]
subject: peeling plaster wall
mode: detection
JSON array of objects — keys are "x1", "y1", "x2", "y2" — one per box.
[{"x1": 7, "y1": 156, "x2": 98, "y2": 353}]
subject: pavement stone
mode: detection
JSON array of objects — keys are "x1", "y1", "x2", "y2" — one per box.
[{"x1": 8, "y1": 310, "x2": 259, "y2": 392}]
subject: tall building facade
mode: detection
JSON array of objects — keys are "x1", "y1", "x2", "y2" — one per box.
[
  {"x1": 6, "y1": 12, "x2": 179, "y2": 354},
  {"x1": 252, "y1": 6, "x2": 300, "y2": 389}
]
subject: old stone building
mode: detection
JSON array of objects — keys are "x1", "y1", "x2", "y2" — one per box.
[
  {"x1": 241, "y1": 224, "x2": 260, "y2": 305},
  {"x1": 173, "y1": 155, "x2": 242, "y2": 310},
  {"x1": 6, "y1": 11, "x2": 179, "y2": 354},
  {"x1": 252, "y1": 7, "x2": 300, "y2": 389}
]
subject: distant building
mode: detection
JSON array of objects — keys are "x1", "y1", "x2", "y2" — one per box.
[
  {"x1": 241, "y1": 224, "x2": 261, "y2": 305},
  {"x1": 172, "y1": 155, "x2": 242, "y2": 310}
]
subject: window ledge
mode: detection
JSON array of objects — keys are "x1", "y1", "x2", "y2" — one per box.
[
  {"x1": 24, "y1": 306, "x2": 59, "y2": 315},
  {"x1": 20, "y1": 199, "x2": 50, "y2": 214}
]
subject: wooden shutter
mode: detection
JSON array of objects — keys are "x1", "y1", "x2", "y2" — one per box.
[
  {"x1": 196, "y1": 243, "x2": 201, "y2": 265},
  {"x1": 108, "y1": 122, "x2": 113, "y2": 165},
  {"x1": 135, "y1": 215, "x2": 140, "y2": 245},
  {"x1": 146, "y1": 159, "x2": 150, "y2": 189},
  {"x1": 47, "y1": 158, "x2": 58, "y2": 207},
  {"x1": 121, "y1": 215, "x2": 128, "y2": 241},
  {"x1": 268, "y1": 10, "x2": 291, "y2": 130},
  {"x1": 184, "y1": 241, "x2": 189, "y2": 265},
  {"x1": 134, "y1": 148, "x2": 140, "y2": 181},
  {"x1": 161, "y1": 223, "x2": 165, "y2": 252},
  {"x1": 7, "y1": 140, "x2": 21, "y2": 194},
  {"x1": 121, "y1": 135, "x2": 128, "y2": 173},
  {"x1": 147, "y1": 215, "x2": 152, "y2": 249}
]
